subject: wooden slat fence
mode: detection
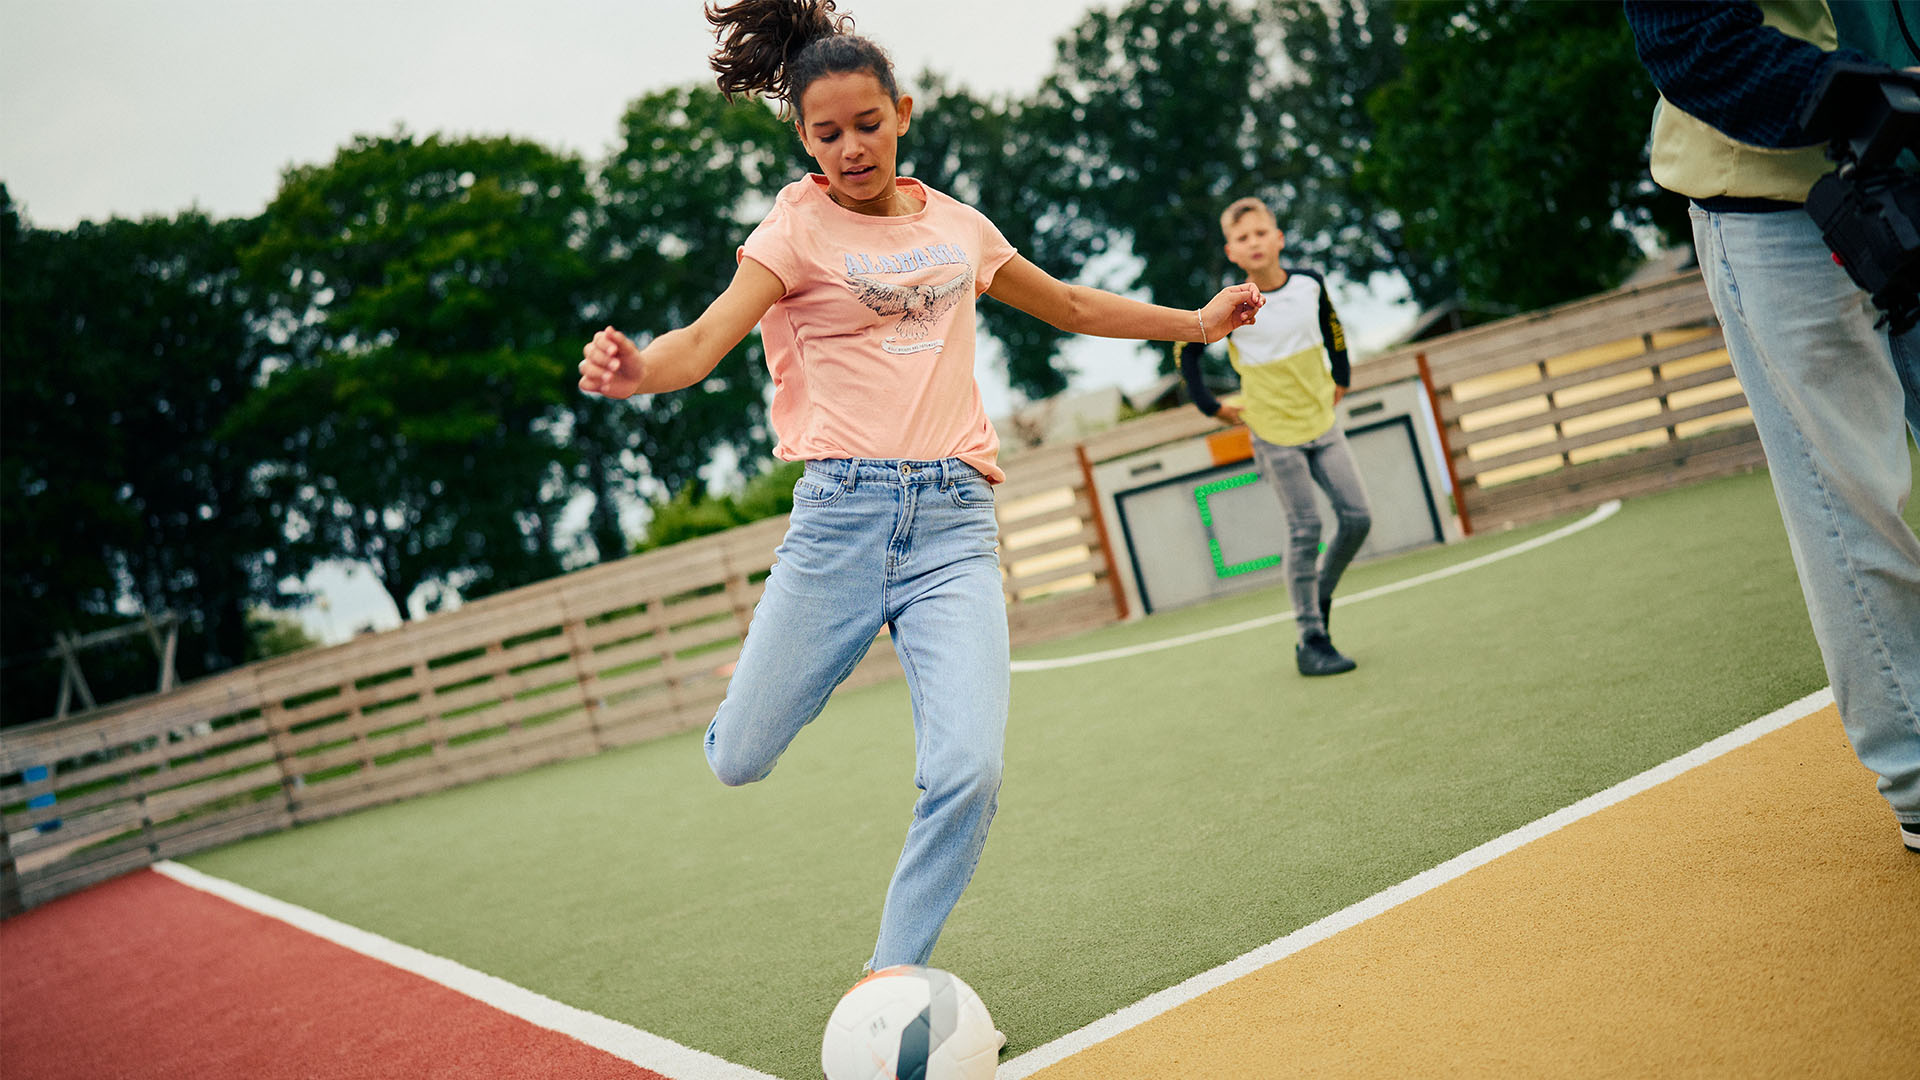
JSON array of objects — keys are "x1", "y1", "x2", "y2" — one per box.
[
  {"x1": 0, "y1": 515, "x2": 769, "y2": 913},
  {"x1": 0, "y1": 454, "x2": 1124, "y2": 915},
  {"x1": 1372, "y1": 270, "x2": 1758, "y2": 531},
  {"x1": 0, "y1": 271, "x2": 1757, "y2": 916}
]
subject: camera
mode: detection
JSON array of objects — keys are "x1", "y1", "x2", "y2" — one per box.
[{"x1": 1801, "y1": 62, "x2": 1920, "y2": 334}]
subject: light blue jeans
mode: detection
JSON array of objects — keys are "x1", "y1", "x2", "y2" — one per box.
[
  {"x1": 1691, "y1": 205, "x2": 1920, "y2": 825},
  {"x1": 1251, "y1": 425, "x2": 1373, "y2": 641},
  {"x1": 703, "y1": 458, "x2": 1009, "y2": 969}
]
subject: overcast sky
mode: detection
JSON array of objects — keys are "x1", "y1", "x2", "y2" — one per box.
[
  {"x1": 0, "y1": 0, "x2": 1414, "y2": 368},
  {"x1": 2, "y1": 0, "x2": 1416, "y2": 640},
  {"x1": 0, "y1": 0, "x2": 1099, "y2": 228}
]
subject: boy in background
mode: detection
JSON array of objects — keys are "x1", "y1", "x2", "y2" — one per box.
[{"x1": 1181, "y1": 197, "x2": 1372, "y2": 676}]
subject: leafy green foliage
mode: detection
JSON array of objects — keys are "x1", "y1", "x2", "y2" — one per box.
[
  {"x1": 226, "y1": 133, "x2": 593, "y2": 615},
  {"x1": 1018, "y1": 0, "x2": 1682, "y2": 322},
  {"x1": 634, "y1": 459, "x2": 805, "y2": 553},
  {"x1": 1, "y1": 0, "x2": 1698, "y2": 724},
  {"x1": 905, "y1": 75, "x2": 1086, "y2": 399},
  {"x1": 1, "y1": 186, "x2": 277, "y2": 718},
  {"x1": 1258, "y1": 0, "x2": 1421, "y2": 294},
  {"x1": 1030, "y1": 0, "x2": 1276, "y2": 374},
  {"x1": 246, "y1": 610, "x2": 320, "y2": 661},
  {"x1": 568, "y1": 87, "x2": 809, "y2": 562},
  {"x1": 1359, "y1": 0, "x2": 1688, "y2": 311}
]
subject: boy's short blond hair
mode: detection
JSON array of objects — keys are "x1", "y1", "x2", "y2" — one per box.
[{"x1": 1220, "y1": 196, "x2": 1275, "y2": 237}]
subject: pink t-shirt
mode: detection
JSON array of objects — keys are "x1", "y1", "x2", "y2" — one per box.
[{"x1": 739, "y1": 174, "x2": 1018, "y2": 483}]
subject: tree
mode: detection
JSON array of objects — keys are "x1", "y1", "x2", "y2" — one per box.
[
  {"x1": 1358, "y1": 0, "x2": 1688, "y2": 311},
  {"x1": 2, "y1": 187, "x2": 278, "y2": 721},
  {"x1": 903, "y1": 75, "x2": 1092, "y2": 400},
  {"x1": 634, "y1": 459, "x2": 805, "y2": 553},
  {"x1": 246, "y1": 611, "x2": 320, "y2": 661},
  {"x1": 228, "y1": 133, "x2": 594, "y2": 617},
  {"x1": 2, "y1": 190, "x2": 127, "y2": 704},
  {"x1": 1258, "y1": 0, "x2": 1429, "y2": 298},
  {"x1": 914, "y1": 1, "x2": 1409, "y2": 390},
  {"x1": 1026, "y1": 0, "x2": 1278, "y2": 376},
  {"x1": 1010, "y1": 0, "x2": 1682, "y2": 333},
  {"x1": 579, "y1": 84, "x2": 806, "y2": 552}
]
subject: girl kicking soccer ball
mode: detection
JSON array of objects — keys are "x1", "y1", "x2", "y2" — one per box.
[{"x1": 578, "y1": 0, "x2": 1263, "y2": 977}]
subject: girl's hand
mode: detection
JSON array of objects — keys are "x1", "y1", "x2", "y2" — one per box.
[
  {"x1": 1214, "y1": 403, "x2": 1244, "y2": 425},
  {"x1": 1199, "y1": 282, "x2": 1264, "y2": 343},
  {"x1": 579, "y1": 327, "x2": 645, "y2": 399}
]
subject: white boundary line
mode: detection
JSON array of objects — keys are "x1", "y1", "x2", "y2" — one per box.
[
  {"x1": 150, "y1": 860, "x2": 781, "y2": 1080},
  {"x1": 144, "y1": 497, "x2": 1782, "y2": 1080},
  {"x1": 996, "y1": 685, "x2": 1836, "y2": 1078},
  {"x1": 1009, "y1": 500, "x2": 1623, "y2": 673}
]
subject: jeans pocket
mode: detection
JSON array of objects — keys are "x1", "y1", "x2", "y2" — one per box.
[
  {"x1": 947, "y1": 478, "x2": 996, "y2": 508},
  {"x1": 792, "y1": 472, "x2": 848, "y2": 507}
]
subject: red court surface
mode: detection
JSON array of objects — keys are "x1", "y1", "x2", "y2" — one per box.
[{"x1": 0, "y1": 869, "x2": 664, "y2": 1080}]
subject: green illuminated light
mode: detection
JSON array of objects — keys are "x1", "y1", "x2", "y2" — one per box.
[{"x1": 1194, "y1": 473, "x2": 1283, "y2": 578}]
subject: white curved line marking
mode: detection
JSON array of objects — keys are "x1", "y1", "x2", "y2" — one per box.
[
  {"x1": 1009, "y1": 499, "x2": 1622, "y2": 674},
  {"x1": 145, "y1": 500, "x2": 1626, "y2": 1079}
]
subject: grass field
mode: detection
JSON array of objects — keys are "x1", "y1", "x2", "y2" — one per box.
[{"x1": 176, "y1": 462, "x2": 1915, "y2": 1079}]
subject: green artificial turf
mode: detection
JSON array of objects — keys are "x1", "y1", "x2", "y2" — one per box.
[{"x1": 183, "y1": 461, "x2": 1913, "y2": 1078}]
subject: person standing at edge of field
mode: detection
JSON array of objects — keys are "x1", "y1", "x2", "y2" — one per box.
[
  {"x1": 1624, "y1": 0, "x2": 1920, "y2": 854},
  {"x1": 1178, "y1": 197, "x2": 1372, "y2": 677},
  {"x1": 579, "y1": 0, "x2": 1265, "y2": 986}
]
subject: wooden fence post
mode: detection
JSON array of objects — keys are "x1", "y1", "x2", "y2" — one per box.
[
  {"x1": 1074, "y1": 443, "x2": 1129, "y2": 621},
  {"x1": 558, "y1": 592, "x2": 607, "y2": 752},
  {"x1": 1416, "y1": 351, "x2": 1474, "y2": 536},
  {"x1": 255, "y1": 668, "x2": 303, "y2": 819}
]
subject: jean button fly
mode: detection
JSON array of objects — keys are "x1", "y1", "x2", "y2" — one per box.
[{"x1": 900, "y1": 463, "x2": 912, "y2": 476}]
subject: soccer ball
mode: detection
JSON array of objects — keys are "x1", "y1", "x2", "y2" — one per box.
[{"x1": 821, "y1": 965, "x2": 999, "y2": 1080}]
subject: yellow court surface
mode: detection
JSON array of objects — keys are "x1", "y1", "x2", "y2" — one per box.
[{"x1": 1024, "y1": 703, "x2": 1920, "y2": 1078}]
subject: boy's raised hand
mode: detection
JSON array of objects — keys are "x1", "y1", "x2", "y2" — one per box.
[
  {"x1": 1199, "y1": 282, "x2": 1264, "y2": 343},
  {"x1": 579, "y1": 326, "x2": 645, "y2": 399}
]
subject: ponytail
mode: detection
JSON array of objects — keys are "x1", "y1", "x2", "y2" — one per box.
[{"x1": 706, "y1": 0, "x2": 898, "y2": 120}]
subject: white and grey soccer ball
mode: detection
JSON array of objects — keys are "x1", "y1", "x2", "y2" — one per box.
[{"x1": 821, "y1": 965, "x2": 999, "y2": 1080}]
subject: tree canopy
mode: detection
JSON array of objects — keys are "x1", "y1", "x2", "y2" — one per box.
[
  {"x1": 1, "y1": 0, "x2": 1684, "y2": 722},
  {"x1": 580, "y1": 87, "x2": 800, "y2": 522},
  {"x1": 905, "y1": 74, "x2": 1085, "y2": 400},
  {"x1": 223, "y1": 133, "x2": 592, "y2": 616},
  {"x1": 2, "y1": 187, "x2": 277, "y2": 717},
  {"x1": 1358, "y1": 0, "x2": 1686, "y2": 312},
  {"x1": 1029, "y1": 0, "x2": 1276, "y2": 375}
]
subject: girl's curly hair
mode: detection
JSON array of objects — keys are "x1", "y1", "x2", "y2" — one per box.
[{"x1": 706, "y1": 0, "x2": 898, "y2": 120}]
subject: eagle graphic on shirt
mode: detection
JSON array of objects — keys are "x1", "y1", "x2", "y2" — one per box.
[{"x1": 845, "y1": 266, "x2": 975, "y2": 355}]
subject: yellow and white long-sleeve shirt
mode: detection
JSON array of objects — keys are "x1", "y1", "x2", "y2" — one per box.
[{"x1": 1181, "y1": 268, "x2": 1349, "y2": 447}]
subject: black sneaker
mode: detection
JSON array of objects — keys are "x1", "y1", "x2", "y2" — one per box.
[
  {"x1": 1296, "y1": 632, "x2": 1356, "y2": 676},
  {"x1": 1901, "y1": 819, "x2": 1920, "y2": 853}
]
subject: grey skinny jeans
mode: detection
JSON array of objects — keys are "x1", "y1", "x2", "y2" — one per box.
[{"x1": 1251, "y1": 424, "x2": 1373, "y2": 640}]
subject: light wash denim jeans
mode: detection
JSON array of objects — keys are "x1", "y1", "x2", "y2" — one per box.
[
  {"x1": 703, "y1": 458, "x2": 1009, "y2": 968},
  {"x1": 1691, "y1": 205, "x2": 1920, "y2": 825},
  {"x1": 1250, "y1": 425, "x2": 1373, "y2": 641}
]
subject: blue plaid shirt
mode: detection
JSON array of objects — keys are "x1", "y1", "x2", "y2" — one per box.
[{"x1": 1623, "y1": 0, "x2": 1880, "y2": 147}]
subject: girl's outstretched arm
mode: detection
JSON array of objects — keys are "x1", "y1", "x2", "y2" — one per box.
[
  {"x1": 983, "y1": 254, "x2": 1264, "y2": 345},
  {"x1": 579, "y1": 258, "x2": 786, "y2": 398}
]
